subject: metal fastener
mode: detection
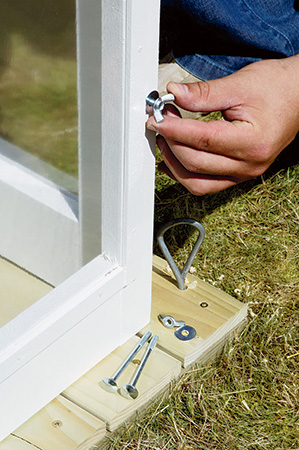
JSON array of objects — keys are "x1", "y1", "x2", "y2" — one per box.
[
  {"x1": 100, "y1": 331, "x2": 152, "y2": 393},
  {"x1": 159, "y1": 314, "x2": 185, "y2": 329},
  {"x1": 52, "y1": 420, "x2": 62, "y2": 428},
  {"x1": 200, "y1": 302, "x2": 209, "y2": 308},
  {"x1": 158, "y1": 314, "x2": 196, "y2": 341},
  {"x1": 120, "y1": 335, "x2": 159, "y2": 399},
  {"x1": 146, "y1": 90, "x2": 175, "y2": 123},
  {"x1": 157, "y1": 218, "x2": 205, "y2": 290}
]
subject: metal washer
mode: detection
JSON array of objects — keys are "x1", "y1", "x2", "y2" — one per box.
[{"x1": 174, "y1": 325, "x2": 196, "y2": 341}]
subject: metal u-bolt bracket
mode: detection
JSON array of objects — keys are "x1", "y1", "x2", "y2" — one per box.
[
  {"x1": 157, "y1": 218, "x2": 205, "y2": 290},
  {"x1": 146, "y1": 90, "x2": 175, "y2": 123}
]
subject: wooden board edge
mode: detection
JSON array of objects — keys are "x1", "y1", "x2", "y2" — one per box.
[
  {"x1": 74, "y1": 428, "x2": 107, "y2": 450},
  {"x1": 183, "y1": 316, "x2": 248, "y2": 369}
]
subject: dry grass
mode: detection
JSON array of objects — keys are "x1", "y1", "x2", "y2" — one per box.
[
  {"x1": 104, "y1": 150, "x2": 299, "y2": 449},
  {"x1": 1, "y1": 13, "x2": 298, "y2": 446}
]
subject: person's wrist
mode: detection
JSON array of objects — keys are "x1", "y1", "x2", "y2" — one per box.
[{"x1": 281, "y1": 55, "x2": 299, "y2": 131}]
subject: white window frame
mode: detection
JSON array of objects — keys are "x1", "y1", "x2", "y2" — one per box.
[{"x1": 0, "y1": 0, "x2": 160, "y2": 440}]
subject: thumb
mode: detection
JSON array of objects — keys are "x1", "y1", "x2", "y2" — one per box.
[{"x1": 166, "y1": 77, "x2": 239, "y2": 113}]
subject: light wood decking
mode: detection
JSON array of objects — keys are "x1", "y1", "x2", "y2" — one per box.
[{"x1": 0, "y1": 256, "x2": 247, "y2": 449}]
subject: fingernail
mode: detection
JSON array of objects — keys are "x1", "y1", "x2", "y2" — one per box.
[
  {"x1": 168, "y1": 81, "x2": 189, "y2": 94},
  {"x1": 147, "y1": 119, "x2": 158, "y2": 133}
]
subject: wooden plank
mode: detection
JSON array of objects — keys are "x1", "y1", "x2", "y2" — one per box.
[
  {"x1": 0, "y1": 257, "x2": 247, "y2": 449},
  {"x1": 63, "y1": 335, "x2": 181, "y2": 432},
  {"x1": 0, "y1": 256, "x2": 125, "y2": 441},
  {"x1": 139, "y1": 256, "x2": 248, "y2": 367},
  {"x1": 0, "y1": 435, "x2": 35, "y2": 450},
  {"x1": 77, "y1": 0, "x2": 158, "y2": 343},
  {"x1": 112, "y1": 0, "x2": 160, "y2": 343},
  {"x1": 78, "y1": 0, "x2": 159, "y2": 272},
  {"x1": 0, "y1": 0, "x2": 160, "y2": 439},
  {"x1": 0, "y1": 396, "x2": 105, "y2": 450}
]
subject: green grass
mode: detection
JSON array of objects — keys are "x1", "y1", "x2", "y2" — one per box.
[
  {"x1": 103, "y1": 154, "x2": 299, "y2": 449},
  {"x1": 1, "y1": 22, "x2": 298, "y2": 447},
  {"x1": 0, "y1": 20, "x2": 78, "y2": 177}
]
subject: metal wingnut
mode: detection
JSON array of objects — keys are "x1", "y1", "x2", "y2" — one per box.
[
  {"x1": 158, "y1": 314, "x2": 185, "y2": 329},
  {"x1": 158, "y1": 314, "x2": 196, "y2": 341},
  {"x1": 146, "y1": 90, "x2": 175, "y2": 123}
]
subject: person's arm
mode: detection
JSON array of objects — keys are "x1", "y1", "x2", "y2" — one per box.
[{"x1": 147, "y1": 55, "x2": 299, "y2": 195}]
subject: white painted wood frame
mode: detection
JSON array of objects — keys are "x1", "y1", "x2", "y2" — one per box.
[{"x1": 0, "y1": 0, "x2": 160, "y2": 441}]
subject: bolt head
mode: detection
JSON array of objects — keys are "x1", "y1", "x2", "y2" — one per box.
[
  {"x1": 100, "y1": 377, "x2": 118, "y2": 393},
  {"x1": 120, "y1": 384, "x2": 139, "y2": 400}
]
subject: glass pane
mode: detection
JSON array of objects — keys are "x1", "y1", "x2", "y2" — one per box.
[{"x1": 0, "y1": 0, "x2": 78, "y2": 186}]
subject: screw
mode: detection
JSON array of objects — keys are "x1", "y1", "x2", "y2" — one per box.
[
  {"x1": 100, "y1": 331, "x2": 152, "y2": 393},
  {"x1": 120, "y1": 335, "x2": 158, "y2": 399},
  {"x1": 52, "y1": 420, "x2": 62, "y2": 428},
  {"x1": 132, "y1": 359, "x2": 141, "y2": 365}
]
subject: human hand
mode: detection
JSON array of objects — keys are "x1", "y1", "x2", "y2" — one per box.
[{"x1": 147, "y1": 56, "x2": 299, "y2": 195}]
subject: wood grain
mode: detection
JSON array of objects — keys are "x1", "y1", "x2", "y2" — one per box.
[
  {"x1": 139, "y1": 256, "x2": 248, "y2": 367},
  {"x1": 0, "y1": 255, "x2": 247, "y2": 449},
  {"x1": 0, "y1": 435, "x2": 35, "y2": 450},
  {"x1": 0, "y1": 396, "x2": 105, "y2": 450},
  {"x1": 63, "y1": 336, "x2": 181, "y2": 432}
]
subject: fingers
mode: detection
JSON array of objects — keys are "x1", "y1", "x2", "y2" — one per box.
[
  {"x1": 161, "y1": 103, "x2": 182, "y2": 119},
  {"x1": 157, "y1": 136, "x2": 249, "y2": 177},
  {"x1": 149, "y1": 58, "x2": 299, "y2": 196},
  {"x1": 157, "y1": 139, "x2": 238, "y2": 195},
  {"x1": 157, "y1": 161, "x2": 179, "y2": 182},
  {"x1": 148, "y1": 113, "x2": 255, "y2": 160},
  {"x1": 166, "y1": 77, "x2": 242, "y2": 113}
]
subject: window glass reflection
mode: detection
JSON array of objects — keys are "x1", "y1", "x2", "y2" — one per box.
[{"x1": 0, "y1": 0, "x2": 78, "y2": 180}]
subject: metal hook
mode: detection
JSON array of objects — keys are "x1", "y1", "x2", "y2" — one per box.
[
  {"x1": 146, "y1": 90, "x2": 175, "y2": 123},
  {"x1": 157, "y1": 218, "x2": 205, "y2": 290}
]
